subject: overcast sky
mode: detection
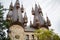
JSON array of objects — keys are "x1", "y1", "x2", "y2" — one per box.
[{"x1": 0, "y1": 0, "x2": 60, "y2": 35}]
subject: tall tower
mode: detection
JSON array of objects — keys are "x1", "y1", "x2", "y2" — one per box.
[
  {"x1": 6, "y1": 0, "x2": 27, "y2": 40},
  {"x1": 7, "y1": 0, "x2": 26, "y2": 26},
  {"x1": 32, "y1": 4, "x2": 51, "y2": 29}
]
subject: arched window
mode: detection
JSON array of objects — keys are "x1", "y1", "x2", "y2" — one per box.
[{"x1": 26, "y1": 35, "x2": 29, "y2": 40}]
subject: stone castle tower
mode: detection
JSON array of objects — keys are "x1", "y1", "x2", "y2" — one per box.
[{"x1": 6, "y1": 0, "x2": 51, "y2": 40}]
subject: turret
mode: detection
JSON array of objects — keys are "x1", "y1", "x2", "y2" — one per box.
[
  {"x1": 32, "y1": 7, "x2": 35, "y2": 15},
  {"x1": 38, "y1": 5, "x2": 43, "y2": 16},
  {"x1": 6, "y1": 0, "x2": 25, "y2": 27},
  {"x1": 11, "y1": 0, "x2": 24, "y2": 24},
  {"x1": 15, "y1": 0, "x2": 20, "y2": 9},
  {"x1": 9, "y1": 2, "x2": 13, "y2": 11},
  {"x1": 21, "y1": 4, "x2": 24, "y2": 13},
  {"x1": 7, "y1": 2, "x2": 13, "y2": 21},
  {"x1": 32, "y1": 4, "x2": 49, "y2": 29},
  {"x1": 23, "y1": 12, "x2": 28, "y2": 26},
  {"x1": 46, "y1": 16, "x2": 51, "y2": 26}
]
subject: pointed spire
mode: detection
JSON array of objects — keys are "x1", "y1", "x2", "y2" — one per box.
[
  {"x1": 35, "y1": 3, "x2": 38, "y2": 10},
  {"x1": 24, "y1": 12, "x2": 28, "y2": 23},
  {"x1": 9, "y1": 2, "x2": 13, "y2": 11},
  {"x1": 32, "y1": 7, "x2": 35, "y2": 15},
  {"x1": 38, "y1": 4, "x2": 43, "y2": 16},
  {"x1": 16, "y1": 0, "x2": 20, "y2": 4},
  {"x1": 23, "y1": 12, "x2": 28, "y2": 27},
  {"x1": 7, "y1": 2, "x2": 13, "y2": 21},
  {"x1": 21, "y1": 4, "x2": 24, "y2": 13},
  {"x1": 46, "y1": 15, "x2": 51, "y2": 26},
  {"x1": 15, "y1": 0, "x2": 20, "y2": 9}
]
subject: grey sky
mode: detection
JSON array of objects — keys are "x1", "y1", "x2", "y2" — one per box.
[{"x1": 0, "y1": 0, "x2": 60, "y2": 35}]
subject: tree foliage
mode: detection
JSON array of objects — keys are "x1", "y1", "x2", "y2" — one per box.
[
  {"x1": 34, "y1": 28, "x2": 60, "y2": 40},
  {"x1": 0, "y1": 2, "x2": 7, "y2": 40}
]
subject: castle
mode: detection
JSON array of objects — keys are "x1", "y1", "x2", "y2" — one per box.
[{"x1": 6, "y1": 0, "x2": 51, "y2": 40}]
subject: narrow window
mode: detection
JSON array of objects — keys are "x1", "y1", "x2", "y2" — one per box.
[
  {"x1": 26, "y1": 35, "x2": 29, "y2": 40},
  {"x1": 32, "y1": 35, "x2": 34, "y2": 40}
]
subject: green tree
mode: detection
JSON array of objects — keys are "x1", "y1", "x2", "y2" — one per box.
[
  {"x1": 53, "y1": 34, "x2": 60, "y2": 40},
  {"x1": 0, "y1": 2, "x2": 11, "y2": 40},
  {"x1": 0, "y1": 2, "x2": 7, "y2": 40},
  {"x1": 34, "y1": 28, "x2": 60, "y2": 40}
]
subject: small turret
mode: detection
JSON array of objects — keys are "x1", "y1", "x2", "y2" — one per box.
[
  {"x1": 15, "y1": 0, "x2": 20, "y2": 9},
  {"x1": 9, "y1": 2, "x2": 13, "y2": 11},
  {"x1": 32, "y1": 7, "x2": 35, "y2": 15},
  {"x1": 7, "y1": 2, "x2": 13, "y2": 21},
  {"x1": 23, "y1": 12, "x2": 28, "y2": 26},
  {"x1": 21, "y1": 4, "x2": 24, "y2": 13},
  {"x1": 46, "y1": 16, "x2": 51, "y2": 26},
  {"x1": 38, "y1": 5, "x2": 43, "y2": 16}
]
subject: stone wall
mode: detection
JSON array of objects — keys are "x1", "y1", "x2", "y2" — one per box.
[
  {"x1": 9, "y1": 25, "x2": 37, "y2": 40},
  {"x1": 9, "y1": 25, "x2": 25, "y2": 40}
]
